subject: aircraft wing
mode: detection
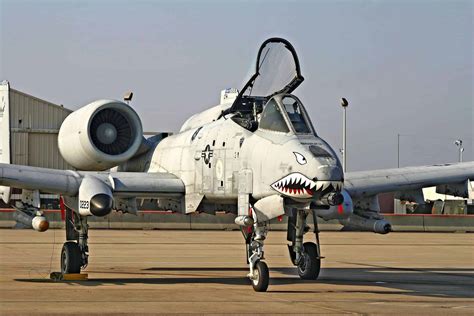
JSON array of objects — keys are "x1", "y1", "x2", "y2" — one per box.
[
  {"x1": 333, "y1": 162, "x2": 474, "y2": 234},
  {"x1": 344, "y1": 162, "x2": 474, "y2": 199},
  {"x1": 0, "y1": 163, "x2": 184, "y2": 201}
]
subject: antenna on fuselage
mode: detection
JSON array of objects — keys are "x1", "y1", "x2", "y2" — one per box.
[{"x1": 123, "y1": 91, "x2": 134, "y2": 105}]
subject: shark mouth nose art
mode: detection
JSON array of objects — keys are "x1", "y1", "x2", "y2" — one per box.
[{"x1": 271, "y1": 173, "x2": 343, "y2": 198}]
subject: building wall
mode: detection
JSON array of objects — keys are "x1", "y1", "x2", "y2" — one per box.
[
  {"x1": 0, "y1": 81, "x2": 74, "y2": 204},
  {"x1": 378, "y1": 192, "x2": 395, "y2": 213},
  {"x1": 3, "y1": 82, "x2": 73, "y2": 169}
]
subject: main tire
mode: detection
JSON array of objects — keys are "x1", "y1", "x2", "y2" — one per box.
[
  {"x1": 61, "y1": 241, "x2": 82, "y2": 274},
  {"x1": 251, "y1": 261, "x2": 269, "y2": 292},
  {"x1": 297, "y1": 242, "x2": 320, "y2": 280}
]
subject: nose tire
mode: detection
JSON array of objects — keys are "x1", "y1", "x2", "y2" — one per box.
[{"x1": 251, "y1": 260, "x2": 269, "y2": 292}]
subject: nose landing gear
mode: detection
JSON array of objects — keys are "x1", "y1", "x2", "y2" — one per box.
[
  {"x1": 250, "y1": 260, "x2": 269, "y2": 292},
  {"x1": 243, "y1": 220, "x2": 270, "y2": 292}
]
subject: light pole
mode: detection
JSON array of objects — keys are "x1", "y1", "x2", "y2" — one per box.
[
  {"x1": 454, "y1": 139, "x2": 464, "y2": 162},
  {"x1": 341, "y1": 98, "x2": 348, "y2": 172},
  {"x1": 397, "y1": 133, "x2": 400, "y2": 168}
]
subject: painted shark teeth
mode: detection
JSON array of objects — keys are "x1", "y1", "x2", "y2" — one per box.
[{"x1": 271, "y1": 173, "x2": 343, "y2": 199}]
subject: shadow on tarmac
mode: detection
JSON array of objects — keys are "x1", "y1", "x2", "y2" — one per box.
[{"x1": 16, "y1": 266, "x2": 474, "y2": 298}]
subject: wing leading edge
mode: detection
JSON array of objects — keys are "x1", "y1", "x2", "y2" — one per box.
[
  {"x1": 344, "y1": 162, "x2": 474, "y2": 198},
  {"x1": 335, "y1": 162, "x2": 474, "y2": 234},
  {"x1": 0, "y1": 163, "x2": 185, "y2": 202}
]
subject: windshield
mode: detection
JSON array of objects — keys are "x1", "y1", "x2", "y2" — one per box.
[
  {"x1": 259, "y1": 98, "x2": 290, "y2": 133},
  {"x1": 282, "y1": 96, "x2": 311, "y2": 134}
]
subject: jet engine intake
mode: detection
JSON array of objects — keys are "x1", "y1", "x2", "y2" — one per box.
[{"x1": 58, "y1": 99, "x2": 143, "y2": 171}]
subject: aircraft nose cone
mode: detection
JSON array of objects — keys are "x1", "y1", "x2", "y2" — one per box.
[
  {"x1": 316, "y1": 165, "x2": 343, "y2": 181},
  {"x1": 90, "y1": 193, "x2": 113, "y2": 217}
]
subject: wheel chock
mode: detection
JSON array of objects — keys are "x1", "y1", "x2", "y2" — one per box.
[{"x1": 50, "y1": 272, "x2": 88, "y2": 281}]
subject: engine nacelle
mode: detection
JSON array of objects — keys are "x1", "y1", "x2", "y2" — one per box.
[
  {"x1": 313, "y1": 189, "x2": 353, "y2": 220},
  {"x1": 58, "y1": 99, "x2": 143, "y2": 171}
]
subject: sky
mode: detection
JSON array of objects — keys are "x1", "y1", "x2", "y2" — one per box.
[{"x1": 1, "y1": 0, "x2": 472, "y2": 171}]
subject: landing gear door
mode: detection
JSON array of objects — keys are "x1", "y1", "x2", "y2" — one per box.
[{"x1": 238, "y1": 169, "x2": 253, "y2": 216}]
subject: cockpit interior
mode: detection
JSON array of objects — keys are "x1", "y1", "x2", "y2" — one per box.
[{"x1": 230, "y1": 94, "x2": 314, "y2": 135}]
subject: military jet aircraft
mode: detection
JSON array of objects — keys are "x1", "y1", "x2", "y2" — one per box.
[{"x1": 0, "y1": 38, "x2": 473, "y2": 292}]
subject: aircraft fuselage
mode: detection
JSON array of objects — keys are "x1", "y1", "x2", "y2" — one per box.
[{"x1": 146, "y1": 93, "x2": 344, "y2": 213}]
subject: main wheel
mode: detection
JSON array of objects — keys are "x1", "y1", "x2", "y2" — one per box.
[
  {"x1": 251, "y1": 261, "x2": 269, "y2": 292},
  {"x1": 61, "y1": 241, "x2": 82, "y2": 274},
  {"x1": 297, "y1": 242, "x2": 321, "y2": 280}
]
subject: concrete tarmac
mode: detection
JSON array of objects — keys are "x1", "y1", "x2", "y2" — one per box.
[{"x1": 0, "y1": 229, "x2": 473, "y2": 315}]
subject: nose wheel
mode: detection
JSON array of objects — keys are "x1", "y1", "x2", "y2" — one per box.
[
  {"x1": 242, "y1": 217, "x2": 270, "y2": 292},
  {"x1": 250, "y1": 260, "x2": 269, "y2": 292}
]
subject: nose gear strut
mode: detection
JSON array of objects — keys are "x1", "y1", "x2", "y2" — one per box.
[{"x1": 241, "y1": 208, "x2": 270, "y2": 292}]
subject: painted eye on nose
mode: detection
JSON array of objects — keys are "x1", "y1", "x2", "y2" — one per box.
[{"x1": 293, "y1": 152, "x2": 307, "y2": 165}]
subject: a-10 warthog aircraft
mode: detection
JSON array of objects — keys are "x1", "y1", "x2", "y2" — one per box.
[{"x1": 0, "y1": 38, "x2": 473, "y2": 291}]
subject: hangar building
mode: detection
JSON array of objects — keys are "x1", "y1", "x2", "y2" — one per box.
[{"x1": 0, "y1": 80, "x2": 72, "y2": 205}]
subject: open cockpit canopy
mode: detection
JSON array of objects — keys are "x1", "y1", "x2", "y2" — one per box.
[
  {"x1": 240, "y1": 37, "x2": 303, "y2": 99},
  {"x1": 228, "y1": 38, "x2": 304, "y2": 115},
  {"x1": 227, "y1": 38, "x2": 313, "y2": 135}
]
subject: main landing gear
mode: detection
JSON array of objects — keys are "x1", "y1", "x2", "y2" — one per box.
[
  {"x1": 241, "y1": 208, "x2": 322, "y2": 291},
  {"x1": 287, "y1": 209, "x2": 322, "y2": 280},
  {"x1": 242, "y1": 219, "x2": 270, "y2": 292},
  {"x1": 61, "y1": 206, "x2": 89, "y2": 274}
]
